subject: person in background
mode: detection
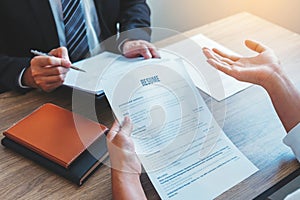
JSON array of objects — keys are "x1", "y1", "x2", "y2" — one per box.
[
  {"x1": 0, "y1": 0, "x2": 159, "y2": 93},
  {"x1": 106, "y1": 40, "x2": 300, "y2": 199}
]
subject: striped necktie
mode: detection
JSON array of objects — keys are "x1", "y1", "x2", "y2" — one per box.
[{"x1": 62, "y1": 0, "x2": 89, "y2": 62}]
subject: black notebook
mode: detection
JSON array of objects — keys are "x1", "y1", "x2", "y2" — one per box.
[{"x1": 1, "y1": 134, "x2": 108, "y2": 186}]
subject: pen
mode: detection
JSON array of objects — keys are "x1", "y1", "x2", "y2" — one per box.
[{"x1": 30, "y1": 49, "x2": 86, "y2": 72}]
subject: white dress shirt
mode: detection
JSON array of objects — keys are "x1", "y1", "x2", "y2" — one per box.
[
  {"x1": 283, "y1": 123, "x2": 300, "y2": 200},
  {"x1": 283, "y1": 123, "x2": 300, "y2": 162}
]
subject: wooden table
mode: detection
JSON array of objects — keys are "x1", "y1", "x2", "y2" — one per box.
[{"x1": 0, "y1": 12, "x2": 299, "y2": 200}]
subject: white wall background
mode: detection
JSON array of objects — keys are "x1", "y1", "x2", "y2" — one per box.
[{"x1": 147, "y1": 0, "x2": 300, "y2": 34}]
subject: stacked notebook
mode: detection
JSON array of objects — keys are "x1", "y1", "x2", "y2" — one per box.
[{"x1": 1, "y1": 103, "x2": 109, "y2": 186}]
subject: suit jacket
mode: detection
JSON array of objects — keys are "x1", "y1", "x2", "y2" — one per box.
[{"x1": 0, "y1": 0, "x2": 151, "y2": 92}]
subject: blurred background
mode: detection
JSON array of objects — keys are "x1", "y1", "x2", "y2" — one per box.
[{"x1": 147, "y1": 0, "x2": 300, "y2": 34}]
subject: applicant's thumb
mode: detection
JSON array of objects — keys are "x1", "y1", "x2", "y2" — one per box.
[{"x1": 245, "y1": 40, "x2": 268, "y2": 53}]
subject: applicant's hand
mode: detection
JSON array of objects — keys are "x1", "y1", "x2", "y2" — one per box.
[
  {"x1": 107, "y1": 117, "x2": 146, "y2": 200},
  {"x1": 106, "y1": 117, "x2": 141, "y2": 174},
  {"x1": 203, "y1": 40, "x2": 300, "y2": 132},
  {"x1": 22, "y1": 47, "x2": 71, "y2": 92},
  {"x1": 122, "y1": 40, "x2": 160, "y2": 59},
  {"x1": 202, "y1": 40, "x2": 282, "y2": 88}
]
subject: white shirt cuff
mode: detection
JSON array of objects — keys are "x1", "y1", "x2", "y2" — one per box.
[
  {"x1": 283, "y1": 123, "x2": 300, "y2": 162},
  {"x1": 18, "y1": 68, "x2": 30, "y2": 89},
  {"x1": 118, "y1": 39, "x2": 129, "y2": 54}
]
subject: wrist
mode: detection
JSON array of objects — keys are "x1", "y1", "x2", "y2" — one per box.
[
  {"x1": 111, "y1": 167, "x2": 146, "y2": 200},
  {"x1": 261, "y1": 64, "x2": 285, "y2": 91},
  {"x1": 108, "y1": 147, "x2": 142, "y2": 174},
  {"x1": 119, "y1": 39, "x2": 130, "y2": 54},
  {"x1": 22, "y1": 67, "x2": 37, "y2": 88},
  {"x1": 260, "y1": 65, "x2": 300, "y2": 132},
  {"x1": 112, "y1": 168, "x2": 141, "y2": 181}
]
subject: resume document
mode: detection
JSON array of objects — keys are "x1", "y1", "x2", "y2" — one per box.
[{"x1": 101, "y1": 53, "x2": 258, "y2": 200}]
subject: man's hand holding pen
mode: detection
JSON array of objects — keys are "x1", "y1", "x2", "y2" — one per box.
[{"x1": 22, "y1": 47, "x2": 72, "y2": 92}]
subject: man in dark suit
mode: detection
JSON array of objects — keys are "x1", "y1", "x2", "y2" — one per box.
[{"x1": 0, "y1": 0, "x2": 159, "y2": 93}]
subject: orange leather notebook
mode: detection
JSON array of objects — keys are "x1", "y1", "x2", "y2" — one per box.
[{"x1": 3, "y1": 103, "x2": 108, "y2": 168}]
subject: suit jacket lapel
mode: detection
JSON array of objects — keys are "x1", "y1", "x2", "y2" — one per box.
[{"x1": 28, "y1": 0, "x2": 59, "y2": 49}]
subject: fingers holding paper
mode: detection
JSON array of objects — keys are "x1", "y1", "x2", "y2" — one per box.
[
  {"x1": 106, "y1": 117, "x2": 141, "y2": 174},
  {"x1": 122, "y1": 40, "x2": 160, "y2": 59},
  {"x1": 22, "y1": 47, "x2": 72, "y2": 92},
  {"x1": 202, "y1": 40, "x2": 282, "y2": 88}
]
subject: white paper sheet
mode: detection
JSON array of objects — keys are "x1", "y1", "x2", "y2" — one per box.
[
  {"x1": 64, "y1": 34, "x2": 250, "y2": 100},
  {"x1": 165, "y1": 34, "x2": 252, "y2": 101},
  {"x1": 101, "y1": 55, "x2": 258, "y2": 200},
  {"x1": 63, "y1": 51, "x2": 120, "y2": 95},
  {"x1": 63, "y1": 51, "x2": 154, "y2": 95}
]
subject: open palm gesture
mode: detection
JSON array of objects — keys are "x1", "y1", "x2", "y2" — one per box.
[{"x1": 202, "y1": 40, "x2": 282, "y2": 88}]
